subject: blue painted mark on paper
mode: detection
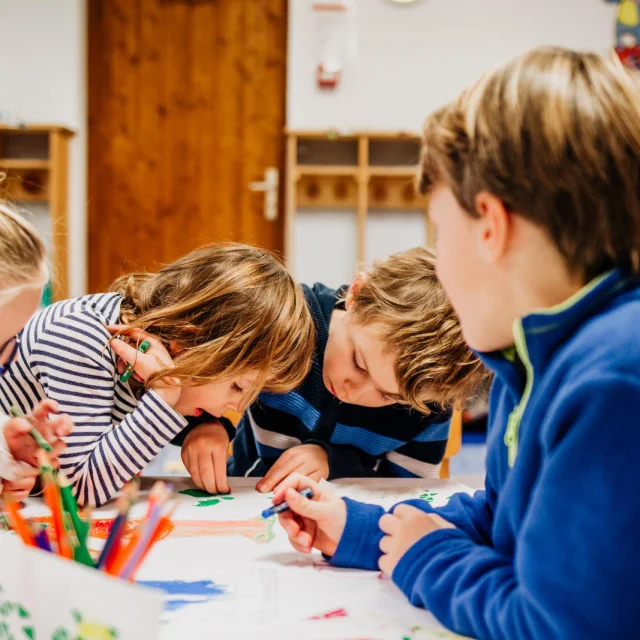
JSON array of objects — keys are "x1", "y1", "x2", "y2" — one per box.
[{"x1": 138, "y1": 579, "x2": 228, "y2": 612}]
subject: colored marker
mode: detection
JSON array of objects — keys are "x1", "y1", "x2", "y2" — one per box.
[
  {"x1": 31, "y1": 523, "x2": 52, "y2": 553},
  {"x1": 120, "y1": 340, "x2": 150, "y2": 382},
  {"x1": 261, "y1": 488, "x2": 313, "y2": 519},
  {"x1": 8, "y1": 406, "x2": 52, "y2": 452}
]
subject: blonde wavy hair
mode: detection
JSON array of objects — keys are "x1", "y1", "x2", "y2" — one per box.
[
  {"x1": 0, "y1": 200, "x2": 48, "y2": 305},
  {"x1": 350, "y1": 247, "x2": 486, "y2": 413},
  {"x1": 419, "y1": 47, "x2": 640, "y2": 281},
  {"x1": 110, "y1": 243, "x2": 314, "y2": 406}
]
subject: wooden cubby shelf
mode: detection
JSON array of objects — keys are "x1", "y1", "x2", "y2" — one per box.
[
  {"x1": 0, "y1": 124, "x2": 75, "y2": 301},
  {"x1": 285, "y1": 130, "x2": 433, "y2": 265}
]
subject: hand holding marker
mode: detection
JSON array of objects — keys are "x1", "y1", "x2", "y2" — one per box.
[
  {"x1": 120, "y1": 339, "x2": 151, "y2": 383},
  {"x1": 261, "y1": 488, "x2": 313, "y2": 518},
  {"x1": 9, "y1": 406, "x2": 53, "y2": 452}
]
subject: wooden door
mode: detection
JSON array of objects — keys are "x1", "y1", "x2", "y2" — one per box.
[{"x1": 88, "y1": 0, "x2": 287, "y2": 292}]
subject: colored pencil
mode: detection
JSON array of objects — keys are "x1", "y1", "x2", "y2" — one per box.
[
  {"x1": 98, "y1": 481, "x2": 137, "y2": 571},
  {"x1": 37, "y1": 451, "x2": 73, "y2": 559},
  {"x1": 107, "y1": 482, "x2": 167, "y2": 576},
  {"x1": 8, "y1": 406, "x2": 52, "y2": 453},
  {"x1": 3, "y1": 501, "x2": 37, "y2": 547},
  {"x1": 30, "y1": 522, "x2": 52, "y2": 552},
  {"x1": 57, "y1": 471, "x2": 93, "y2": 566},
  {"x1": 119, "y1": 502, "x2": 163, "y2": 579},
  {"x1": 128, "y1": 505, "x2": 177, "y2": 581}
]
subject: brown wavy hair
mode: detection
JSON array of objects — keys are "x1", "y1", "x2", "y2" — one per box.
[
  {"x1": 110, "y1": 243, "x2": 314, "y2": 406},
  {"x1": 419, "y1": 47, "x2": 640, "y2": 281},
  {"x1": 350, "y1": 247, "x2": 487, "y2": 413}
]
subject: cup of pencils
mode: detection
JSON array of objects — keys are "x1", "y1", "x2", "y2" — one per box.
[{"x1": 2, "y1": 407, "x2": 174, "y2": 582}]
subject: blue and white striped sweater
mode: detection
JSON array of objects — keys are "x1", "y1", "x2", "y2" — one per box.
[
  {"x1": 228, "y1": 283, "x2": 452, "y2": 480},
  {"x1": 0, "y1": 293, "x2": 187, "y2": 506}
]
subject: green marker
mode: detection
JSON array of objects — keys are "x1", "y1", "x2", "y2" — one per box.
[
  {"x1": 9, "y1": 406, "x2": 52, "y2": 453},
  {"x1": 57, "y1": 471, "x2": 94, "y2": 567},
  {"x1": 120, "y1": 339, "x2": 150, "y2": 382}
]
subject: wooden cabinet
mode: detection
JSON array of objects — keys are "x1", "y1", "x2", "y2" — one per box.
[
  {"x1": 0, "y1": 125, "x2": 75, "y2": 301},
  {"x1": 285, "y1": 130, "x2": 434, "y2": 266}
]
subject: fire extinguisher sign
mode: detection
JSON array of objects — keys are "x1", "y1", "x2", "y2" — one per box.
[{"x1": 311, "y1": 1, "x2": 357, "y2": 89}]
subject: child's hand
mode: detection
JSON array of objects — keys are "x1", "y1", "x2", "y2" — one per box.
[
  {"x1": 5, "y1": 399, "x2": 72, "y2": 468},
  {"x1": 256, "y1": 444, "x2": 329, "y2": 493},
  {"x1": 272, "y1": 473, "x2": 346, "y2": 557},
  {"x1": 181, "y1": 421, "x2": 230, "y2": 494},
  {"x1": 378, "y1": 505, "x2": 455, "y2": 575},
  {"x1": 1, "y1": 476, "x2": 37, "y2": 502},
  {"x1": 108, "y1": 326, "x2": 182, "y2": 408}
]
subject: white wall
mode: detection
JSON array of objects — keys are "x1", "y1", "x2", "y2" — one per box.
[
  {"x1": 288, "y1": 0, "x2": 617, "y2": 287},
  {"x1": 0, "y1": 0, "x2": 86, "y2": 297}
]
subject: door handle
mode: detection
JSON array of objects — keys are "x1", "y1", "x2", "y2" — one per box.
[{"x1": 248, "y1": 167, "x2": 279, "y2": 221}]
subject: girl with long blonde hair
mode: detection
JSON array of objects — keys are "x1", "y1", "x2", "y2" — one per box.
[{"x1": 0, "y1": 242, "x2": 314, "y2": 506}]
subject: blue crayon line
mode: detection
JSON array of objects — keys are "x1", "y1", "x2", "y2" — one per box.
[{"x1": 261, "y1": 488, "x2": 313, "y2": 519}]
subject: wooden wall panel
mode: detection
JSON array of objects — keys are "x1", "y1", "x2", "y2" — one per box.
[{"x1": 88, "y1": 0, "x2": 287, "y2": 292}]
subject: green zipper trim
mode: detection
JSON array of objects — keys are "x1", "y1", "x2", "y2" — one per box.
[
  {"x1": 504, "y1": 319, "x2": 534, "y2": 467},
  {"x1": 502, "y1": 270, "x2": 617, "y2": 467}
]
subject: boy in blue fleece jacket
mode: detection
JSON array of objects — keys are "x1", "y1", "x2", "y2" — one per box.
[{"x1": 270, "y1": 47, "x2": 640, "y2": 639}]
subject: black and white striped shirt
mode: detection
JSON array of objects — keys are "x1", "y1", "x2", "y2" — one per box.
[{"x1": 0, "y1": 293, "x2": 187, "y2": 506}]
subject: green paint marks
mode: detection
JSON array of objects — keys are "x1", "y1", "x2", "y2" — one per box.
[
  {"x1": 194, "y1": 498, "x2": 233, "y2": 508},
  {"x1": 179, "y1": 489, "x2": 235, "y2": 508},
  {"x1": 419, "y1": 491, "x2": 438, "y2": 503},
  {"x1": 256, "y1": 517, "x2": 276, "y2": 544},
  {"x1": 0, "y1": 591, "x2": 33, "y2": 640}
]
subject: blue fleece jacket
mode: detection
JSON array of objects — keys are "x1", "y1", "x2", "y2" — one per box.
[{"x1": 329, "y1": 270, "x2": 640, "y2": 640}]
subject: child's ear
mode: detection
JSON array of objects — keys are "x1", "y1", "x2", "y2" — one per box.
[
  {"x1": 345, "y1": 272, "x2": 368, "y2": 310},
  {"x1": 474, "y1": 190, "x2": 510, "y2": 262}
]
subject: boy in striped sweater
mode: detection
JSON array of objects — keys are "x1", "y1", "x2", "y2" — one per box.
[{"x1": 179, "y1": 248, "x2": 485, "y2": 492}]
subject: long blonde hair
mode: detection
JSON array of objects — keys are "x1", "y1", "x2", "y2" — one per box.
[
  {"x1": 0, "y1": 201, "x2": 47, "y2": 305},
  {"x1": 110, "y1": 243, "x2": 314, "y2": 404}
]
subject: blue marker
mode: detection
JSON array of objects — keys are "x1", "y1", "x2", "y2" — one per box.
[{"x1": 261, "y1": 488, "x2": 313, "y2": 519}]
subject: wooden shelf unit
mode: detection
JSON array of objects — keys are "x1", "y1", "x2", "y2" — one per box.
[
  {"x1": 0, "y1": 124, "x2": 75, "y2": 301},
  {"x1": 285, "y1": 130, "x2": 434, "y2": 266}
]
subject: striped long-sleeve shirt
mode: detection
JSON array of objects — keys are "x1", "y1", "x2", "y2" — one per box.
[
  {"x1": 0, "y1": 293, "x2": 188, "y2": 506},
  {"x1": 225, "y1": 283, "x2": 452, "y2": 479}
]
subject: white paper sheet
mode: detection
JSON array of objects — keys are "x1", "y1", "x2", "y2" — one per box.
[{"x1": 3, "y1": 477, "x2": 475, "y2": 640}]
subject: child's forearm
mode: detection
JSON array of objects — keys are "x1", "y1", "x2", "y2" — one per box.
[{"x1": 61, "y1": 390, "x2": 187, "y2": 507}]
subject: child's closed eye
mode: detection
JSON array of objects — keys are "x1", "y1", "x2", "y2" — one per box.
[{"x1": 233, "y1": 382, "x2": 244, "y2": 393}]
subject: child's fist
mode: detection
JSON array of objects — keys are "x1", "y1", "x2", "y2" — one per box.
[
  {"x1": 181, "y1": 420, "x2": 231, "y2": 495},
  {"x1": 378, "y1": 505, "x2": 455, "y2": 575}
]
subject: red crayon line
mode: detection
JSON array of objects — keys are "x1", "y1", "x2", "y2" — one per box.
[{"x1": 309, "y1": 608, "x2": 348, "y2": 620}]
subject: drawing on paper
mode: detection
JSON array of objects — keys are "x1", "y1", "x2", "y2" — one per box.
[
  {"x1": 419, "y1": 491, "x2": 438, "y2": 503},
  {"x1": 0, "y1": 585, "x2": 35, "y2": 640},
  {"x1": 1, "y1": 515, "x2": 277, "y2": 555},
  {"x1": 51, "y1": 611, "x2": 118, "y2": 640},
  {"x1": 309, "y1": 608, "x2": 348, "y2": 620},
  {"x1": 137, "y1": 580, "x2": 228, "y2": 612},
  {"x1": 178, "y1": 489, "x2": 235, "y2": 508}
]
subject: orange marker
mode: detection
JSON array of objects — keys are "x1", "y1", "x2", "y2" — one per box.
[{"x1": 4, "y1": 501, "x2": 37, "y2": 547}]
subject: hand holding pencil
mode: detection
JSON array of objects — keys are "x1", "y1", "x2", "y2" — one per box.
[{"x1": 5, "y1": 400, "x2": 72, "y2": 469}]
